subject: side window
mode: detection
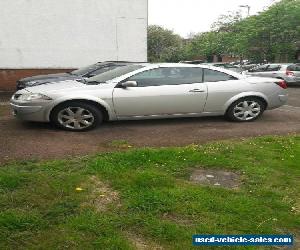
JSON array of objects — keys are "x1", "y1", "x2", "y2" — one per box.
[
  {"x1": 203, "y1": 69, "x2": 237, "y2": 82},
  {"x1": 126, "y1": 67, "x2": 203, "y2": 87},
  {"x1": 295, "y1": 65, "x2": 300, "y2": 71},
  {"x1": 266, "y1": 65, "x2": 281, "y2": 71},
  {"x1": 287, "y1": 65, "x2": 300, "y2": 71}
]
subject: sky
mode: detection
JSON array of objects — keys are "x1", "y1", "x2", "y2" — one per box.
[{"x1": 148, "y1": 0, "x2": 278, "y2": 37}]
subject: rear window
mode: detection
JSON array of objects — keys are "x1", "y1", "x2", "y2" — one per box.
[{"x1": 287, "y1": 65, "x2": 300, "y2": 71}]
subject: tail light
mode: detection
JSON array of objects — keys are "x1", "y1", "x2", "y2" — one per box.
[
  {"x1": 286, "y1": 70, "x2": 295, "y2": 76},
  {"x1": 275, "y1": 80, "x2": 288, "y2": 89}
]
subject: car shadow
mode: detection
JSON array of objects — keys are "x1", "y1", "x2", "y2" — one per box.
[
  {"x1": 20, "y1": 116, "x2": 227, "y2": 132},
  {"x1": 106, "y1": 116, "x2": 226, "y2": 127}
]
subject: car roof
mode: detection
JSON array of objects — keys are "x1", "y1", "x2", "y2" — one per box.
[
  {"x1": 131, "y1": 63, "x2": 244, "y2": 78},
  {"x1": 97, "y1": 61, "x2": 148, "y2": 64}
]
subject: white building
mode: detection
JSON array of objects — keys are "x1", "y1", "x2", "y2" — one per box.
[
  {"x1": 0, "y1": 0, "x2": 148, "y2": 90},
  {"x1": 0, "y1": 0, "x2": 148, "y2": 68}
]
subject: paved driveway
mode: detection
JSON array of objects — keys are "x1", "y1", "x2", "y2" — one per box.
[{"x1": 0, "y1": 87, "x2": 300, "y2": 164}]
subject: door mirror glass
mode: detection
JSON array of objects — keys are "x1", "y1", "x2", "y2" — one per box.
[{"x1": 121, "y1": 81, "x2": 138, "y2": 88}]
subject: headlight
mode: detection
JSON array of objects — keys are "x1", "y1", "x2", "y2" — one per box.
[{"x1": 17, "y1": 93, "x2": 52, "y2": 101}]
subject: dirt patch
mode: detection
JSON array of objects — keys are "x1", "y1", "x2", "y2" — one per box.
[
  {"x1": 126, "y1": 232, "x2": 163, "y2": 250},
  {"x1": 81, "y1": 176, "x2": 120, "y2": 212},
  {"x1": 162, "y1": 213, "x2": 197, "y2": 227},
  {"x1": 190, "y1": 168, "x2": 241, "y2": 189},
  {"x1": 0, "y1": 91, "x2": 13, "y2": 103},
  {"x1": 0, "y1": 105, "x2": 10, "y2": 117}
]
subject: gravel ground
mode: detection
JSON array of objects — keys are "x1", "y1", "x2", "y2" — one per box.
[{"x1": 0, "y1": 87, "x2": 299, "y2": 164}]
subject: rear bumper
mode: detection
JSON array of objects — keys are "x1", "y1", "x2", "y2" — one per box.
[
  {"x1": 278, "y1": 94, "x2": 288, "y2": 103},
  {"x1": 267, "y1": 92, "x2": 288, "y2": 110}
]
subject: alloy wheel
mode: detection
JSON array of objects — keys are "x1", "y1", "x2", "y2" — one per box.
[
  {"x1": 233, "y1": 100, "x2": 261, "y2": 121},
  {"x1": 57, "y1": 107, "x2": 95, "y2": 130}
]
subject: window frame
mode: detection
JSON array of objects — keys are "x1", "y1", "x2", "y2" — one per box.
[{"x1": 120, "y1": 67, "x2": 205, "y2": 87}]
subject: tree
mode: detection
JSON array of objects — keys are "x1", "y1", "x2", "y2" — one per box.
[
  {"x1": 188, "y1": 0, "x2": 300, "y2": 63},
  {"x1": 211, "y1": 10, "x2": 243, "y2": 32},
  {"x1": 147, "y1": 25, "x2": 187, "y2": 62},
  {"x1": 148, "y1": 0, "x2": 300, "y2": 63}
]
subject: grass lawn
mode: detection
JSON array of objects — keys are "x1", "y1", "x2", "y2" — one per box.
[{"x1": 0, "y1": 135, "x2": 299, "y2": 249}]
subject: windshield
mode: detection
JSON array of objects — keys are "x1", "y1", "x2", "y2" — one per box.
[
  {"x1": 71, "y1": 62, "x2": 112, "y2": 76},
  {"x1": 86, "y1": 65, "x2": 145, "y2": 83}
]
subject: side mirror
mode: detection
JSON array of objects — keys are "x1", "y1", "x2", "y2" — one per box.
[{"x1": 121, "y1": 81, "x2": 138, "y2": 88}]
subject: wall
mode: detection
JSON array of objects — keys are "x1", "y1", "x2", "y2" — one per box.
[
  {"x1": 0, "y1": 69, "x2": 74, "y2": 91},
  {"x1": 0, "y1": 0, "x2": 148, "y2": 90}
]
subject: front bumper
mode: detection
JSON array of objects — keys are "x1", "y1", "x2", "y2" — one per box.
[{"x1": 10, "y1": 102, "x2": 50, "y2": 122}]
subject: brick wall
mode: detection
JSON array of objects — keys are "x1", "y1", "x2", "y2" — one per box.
[
  {"x1": 0, "y1": 69, "x2": 74, "y2": 91},
  {"x1": 221, "y1": 55, "x2": 240, "y2": 63}
]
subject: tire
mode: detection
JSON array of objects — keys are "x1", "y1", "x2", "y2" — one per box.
[
  {"x1": 51, "y1": 101, "x2": 103, "y2": 131},
  {"x1": 225, "y1": 97, "x2": 266, "y2": 122}
]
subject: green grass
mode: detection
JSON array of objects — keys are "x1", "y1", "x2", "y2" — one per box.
[{"x1": 0, "y1": 135, "x2": 299, "y2": 249}]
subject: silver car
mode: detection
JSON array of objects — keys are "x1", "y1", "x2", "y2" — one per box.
[
  {"x1": 10, "y1": 63, "x2": 288, "y2": 131},
  {"x1": 244, "y1": 63, "x2": 300, "y2": 85}
]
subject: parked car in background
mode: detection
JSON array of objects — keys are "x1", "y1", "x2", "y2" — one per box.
[
  {"x1": 243, "y1": 63, "x2": 300, "y2": 85},
  {"x1": 11, "y1": 63, "x2": 288, "y2": 131},
  {"x1": 179, "y1": 60, "x2": 205, "y2": 64},
  {"x1": 203, "y1": 63, "x2": 243, "y2": 73},
  {"x1": 16, "y1": 61, "x2": 137, "y2": 90}
]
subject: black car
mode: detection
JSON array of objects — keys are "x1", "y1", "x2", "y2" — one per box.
[{"x1": 16, "y1": 61, "x2": 137, "y2": 90}]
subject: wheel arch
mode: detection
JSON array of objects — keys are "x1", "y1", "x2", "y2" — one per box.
[
  {"x1": 48, "y1": 99, "x2": 111, "y2": 122},
  {"x1": 224, "y1": 93, "x2": 268, "y2": 114}
]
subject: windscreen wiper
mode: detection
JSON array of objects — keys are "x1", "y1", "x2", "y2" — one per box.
[{"x1": 85, "y1": 81, "x2": 102, "y2": 85}]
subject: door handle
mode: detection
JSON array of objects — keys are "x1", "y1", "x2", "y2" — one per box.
[{"x1": 189, "y1": 89, "x2": 205, "y2": 93}]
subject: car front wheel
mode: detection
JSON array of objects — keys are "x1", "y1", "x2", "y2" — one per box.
[
  {"x1": 51, "y1": 102, "x2": 103, "y2": 131},
  {"x1": 226, "y1": 97, "x2": 266, "y2": 122}
]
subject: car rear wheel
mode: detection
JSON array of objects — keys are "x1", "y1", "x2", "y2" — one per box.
[
  {"x1": 51, "y1": 102, "x2": 103, "y2": 131},
  {"x1": 226, "y1": 97, "x2": 266, "y2": 122}
]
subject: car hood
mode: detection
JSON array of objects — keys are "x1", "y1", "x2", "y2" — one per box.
[
  {"x1": 24, "y1": 80, "x2": 89, "y2": 94},
  {"x1": 19, "y1": 73, "x2": 72, "y2": 83}
]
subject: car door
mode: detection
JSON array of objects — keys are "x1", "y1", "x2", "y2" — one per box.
[
  {"x1": 112, "y1": 67, "x2": 207, "y2": 118},
  {"x1": 203, "y1": 68, "x2": 244, "y2": 113}
]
